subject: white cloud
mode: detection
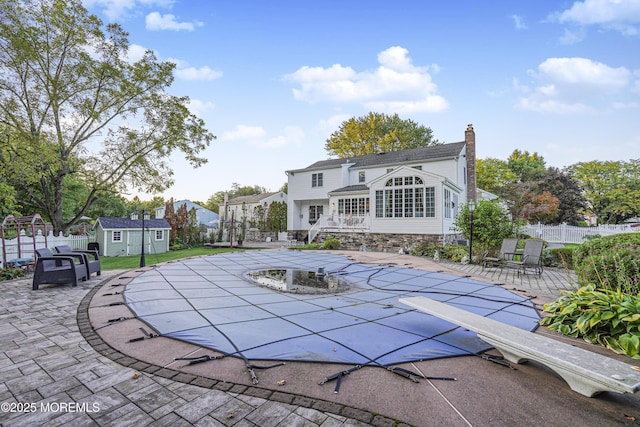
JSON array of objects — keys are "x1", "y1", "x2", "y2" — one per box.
[
  {"x1": 554, "y1": 0, "x2": 640, "y2": 36},
  {"x1": 220, "y1": 125, "x2": 304, "y2": 149},
  {"x1": 515, "y1": 57, "x2": 633, "y2": 113},
  {"x1": 285, "y1": 46, "x2": 449, "y2": 114},
  {"x1": 511, "y1": 14, "x2": 528, "y2": 30},
  {"x1": 125, "y1": 44, "x2": 149, "y2": 63},
  {"x1": 83, "y1": 0, "x2": 175, "y2": 21},
  {"x1": 145, "y1": 11, "x2": 203, "y2": 31},
  {"x1": 175, "y1": 66, "x2": 223, "y2": 81},
  {"x1": 186, "y1": 99, "x2": 216, "y2": 118}
]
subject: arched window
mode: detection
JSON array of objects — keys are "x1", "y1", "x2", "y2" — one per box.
[{"x1": 375, "y1": 176, "x2": 434, "y2": 218}]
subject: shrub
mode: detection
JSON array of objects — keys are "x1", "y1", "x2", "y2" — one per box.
[
  {"x1": 573, "y1": 233, "x2": 640, "y2": 292},
  {"x1": 1, "y1": 267, "x2": 25, "y2": 281},
  {"x1": 540, "y1": 284, "x2": 640, "y2": 359},
  {"x1": 412, "y1": 243, "x2": 470, "y2": 262},
  {"x1": 546, "y1": 247, "x2": 575, "y2": 269},
  {"x1": 412, "y1": 243, "x2": 440, "y2": 258},
  {"x1": 320, "y1": 236, "x2": 340, "y2": 250},
  {"x1": 453, "y1": 200, "x2": 521, "y2": 257}
]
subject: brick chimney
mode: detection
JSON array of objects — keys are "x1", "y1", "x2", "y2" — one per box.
[{"x1": 465, "y1": 124, "x2": 476, "y2": 203}]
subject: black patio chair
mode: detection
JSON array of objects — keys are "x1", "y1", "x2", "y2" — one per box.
[
  {"x1": 32, "y1": 248, "x2": 87, "y2": 290},
  {"x1": 54, "y1": 244, "x2": 101, "y2": 278}
]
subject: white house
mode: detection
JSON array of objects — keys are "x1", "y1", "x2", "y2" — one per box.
[
  {"x1": 285, "y1": 125, "x2": 477, "y2": 249},
  {"x1": 225, "y1": 192, "x2": 287, "y2": 224},
  {"x1": 155, "y1": 200, "x2": 220, "y2": 229}
]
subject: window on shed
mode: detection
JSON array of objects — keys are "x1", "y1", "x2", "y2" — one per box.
[
  {"x1": 155, "y1": 230, "x2": 164, "y2": 240},
  {"x1": 112, "y1": 231, "x2": 122, "y2": 242}
]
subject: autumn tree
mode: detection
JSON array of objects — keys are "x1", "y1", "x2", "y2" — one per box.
[
  {"x1": 164, "y1": 198, "x2": 189, "y2": 245},
  {"x1": 0, "y1": 0, "x2": 214, "y2": 233},
  {"x1": 325, "y1": 112, "x2": 440, "y2": 158},
  {"x1": 500, "y1": 183, "x2": 559, "y2": 224}
]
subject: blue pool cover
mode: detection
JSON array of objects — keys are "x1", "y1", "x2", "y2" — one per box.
[{"x1": 124, "y1": 251, "x2": 540, "y2": 366}]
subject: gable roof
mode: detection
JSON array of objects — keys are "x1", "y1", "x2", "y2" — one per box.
[
  {"x1": 95, "y1": 217, "x2": 171, "y2": 230},
  {"x1": 291, "y1": 141, "x2": 465, "y2": 172},
  {"x1": 228, "y1": 191, "x2": 283, "y2": 205}
]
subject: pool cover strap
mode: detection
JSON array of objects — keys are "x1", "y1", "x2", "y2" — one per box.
[
  {"x1": 319, "y1": 365, "x2": 363, "y2": 394},
  {"x1": 387, "y1": 366, "x2": 456, "y2": 383},
  {"x1": 128, "y1": 327, "x2": 159, "y2": 342}
]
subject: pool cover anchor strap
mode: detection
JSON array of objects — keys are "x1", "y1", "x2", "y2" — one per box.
[
  {"x1": 246, "y1": 362, "x2": 287, "y2": 385},
  {"x1": 128, "y1": 327, "x2": 159, "y2": 343},
  {"x1": 387, "y1": 366, "x2": 456, "y2": 383},
  {"x1": 481, "y1": 353, "x2": 517, "y2": 370},
  {"x1": 174, "y1": 355, "x2": 221, "y2": 366},
  {"x1": 319, "y1": 365, "x2": 363, "y2": 394}
]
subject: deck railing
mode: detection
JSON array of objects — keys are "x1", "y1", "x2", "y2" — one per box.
[{"x1": 308, "y1": 214, "x2": 370, "y2": 243}]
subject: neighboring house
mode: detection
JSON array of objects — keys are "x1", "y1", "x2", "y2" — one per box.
[
  {"x1": 93, "y1": 217, "x2": 171, "y2": 257},
  {"x1": 225, "y1": 192, "x2": 287, "y2": 224},
  {"x1": 155, "y1": 200, "x2": 220, "y2": 229},
  {"x1": 286, "y1": 124, "x2": 477, "y2": 249}
]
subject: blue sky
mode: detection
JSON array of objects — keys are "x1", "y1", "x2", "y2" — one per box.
[{"x1": 83, "y1": 0, "x2": 640, "y2": 203}]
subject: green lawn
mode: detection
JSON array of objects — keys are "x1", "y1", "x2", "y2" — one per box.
[{"x1": 99, "y1": 246, "x2": 250, "y2": 270}]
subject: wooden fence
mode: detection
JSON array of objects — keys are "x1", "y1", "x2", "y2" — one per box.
[{"x1": 521, "y1": 223, "x2": 635, "y2": 244}]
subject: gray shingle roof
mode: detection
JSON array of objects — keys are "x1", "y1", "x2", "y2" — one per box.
[
  {"x1": 300, "y1": 141, "x2": 465, "y2": 171},
  {"x1": 228, "y1": 192, "x2": 282, "y2": 204},
  {"x1": 96, "y1": 217, "x2": 171, "y2": 230},
  {"x1": 328, "y1": 184, "x2": 369, "y2": 194}
]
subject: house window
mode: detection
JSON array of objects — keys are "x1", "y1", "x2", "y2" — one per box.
[
  {"x1": 337, "y1": 197, "x2": 369, "y2": 215},
  {"x1": 155, "y1": 230, "x2": 164, "y2": 240},
  {"x1": 312, "y1": 173, "x2": 323, "y2": 188},
  {"x1": 375, "y1": 176, "x2": 435, "y2": 218},
  {"x1": 309, "y1": 205, "x2": 323, "y2": 224},
  {"x1": 444, "y1": 189, "x2": 452, "y2": 219},
  {"x1": 112, "y1": 231, "x2": 122, "y2": 242},
  {"x1": 359, "y1": 171, "x2": 366, "y2": 183}
]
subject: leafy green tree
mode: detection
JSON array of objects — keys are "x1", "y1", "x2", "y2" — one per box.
[
  {"x1": 0, "y1": 0, "x2": 214, "y2": 233},
  {"x1": 266, "y1": 201, "x2": 287, "y2": 232},
  {"x1": 453, "y1": 200, "x2": 520, "y2": 257},
  {"x1": 0, "y1": 181, "x2": 18, "y2": 217},
  {"x1": 507, "y1": 150, "x2": 546, "y2": 182},
  {"x1": 569, "y1": 160, "x2": 640, "y2": 224},
  {"x1": 476, "y1": 158, "x2": 518, "y2": 195},
  {"x1": 325, "y1": 112, "x2": 440, "y2": 158}
]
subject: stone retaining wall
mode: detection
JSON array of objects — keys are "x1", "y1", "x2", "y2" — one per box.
[{"x1": 315, "y1": 231, "x2": 445, "y2": 253}]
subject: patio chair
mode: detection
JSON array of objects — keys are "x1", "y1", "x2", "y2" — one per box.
[
  {"x1": 504, "y1": 239, "x2": 545, "y2": 276},
  {"x1": 482, "y1": 238, "x2": 519, "y2": 270},
  {"x1": 54, "y1": 244, "x2": 101, "y2": 278},
  {"x1": 32, "y1": 248, "x2": 87, "y2": 290}
]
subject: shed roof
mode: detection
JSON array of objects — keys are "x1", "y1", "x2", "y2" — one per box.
[{"x1": 95, "y1": 217, "x2": 171, "y2": 230}]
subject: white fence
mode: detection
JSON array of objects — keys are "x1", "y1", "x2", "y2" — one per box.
[
  {"x1": 521, "y1": 223, "x2": 634, "y2": 244},
  {"x1": 1, "y1": 231, "x2": 92, "y2": 267}
]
